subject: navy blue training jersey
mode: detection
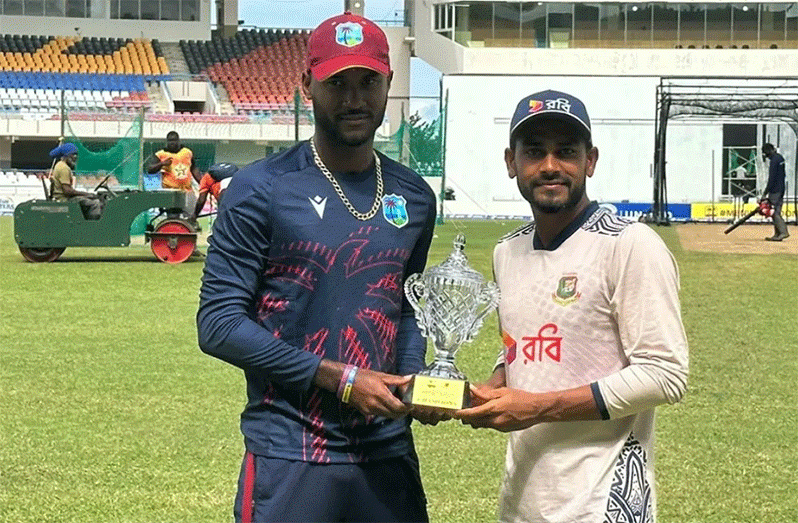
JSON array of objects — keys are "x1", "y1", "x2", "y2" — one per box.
[
  {"x1": 765, "y1": 152, "x2": 786, "y2": 197},
  {"x1": 197, "y1": 141, "x2": 437, "y2": 463}
]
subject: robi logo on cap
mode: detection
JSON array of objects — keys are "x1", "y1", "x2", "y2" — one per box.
[
  {"x1": 336, "y1": 22, "x2": 364, "y2": 47},
  {"x1": 528, "y1": 100, "x2": 543, "y2": 113}
]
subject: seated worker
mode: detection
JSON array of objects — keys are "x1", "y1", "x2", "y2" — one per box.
[
  {"x1": 188, "y1": 162, "x2": 238, "y2": 224},
  {"x1": 49, "y1": 143, "x2": 103, "y2": 220}
]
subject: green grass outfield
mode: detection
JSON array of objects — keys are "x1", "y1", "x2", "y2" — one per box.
[{"x1": 1, "y1": 216, "x2": 796, "y2": 523}]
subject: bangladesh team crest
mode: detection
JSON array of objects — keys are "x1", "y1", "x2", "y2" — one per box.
[
  {"x1": 382, "y1": 194, "x2": 408, "y2": 228},
  {"x1": 336, "y1": 22, "x2": 364, "y2": 47},
  {"x1": 552, "y1": 274, "x2": 581, "y2": 306}
]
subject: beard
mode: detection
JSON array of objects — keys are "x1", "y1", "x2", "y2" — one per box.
[
  {"x1": 526, "y1": 178, "x2": 586, "y2": 214},
  {"x1": 312, "y1": 102, "x2": 386, "y2": 148}
]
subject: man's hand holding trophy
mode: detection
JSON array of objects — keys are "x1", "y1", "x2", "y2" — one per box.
[{"x1": 402, "y1": 234, "x2": 500, "y2": 420}]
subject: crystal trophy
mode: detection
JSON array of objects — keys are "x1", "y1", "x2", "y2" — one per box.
[{"x1": 403, "y1": 234, "x2": 500, "y2": 410}]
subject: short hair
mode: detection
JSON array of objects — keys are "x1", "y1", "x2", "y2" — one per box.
[
  {"x1": 762, "y1": 143, "x2": 775, "y2": 153},
  {"x1": 166, "y1": 131, "x2": 179, "y2": 140}
]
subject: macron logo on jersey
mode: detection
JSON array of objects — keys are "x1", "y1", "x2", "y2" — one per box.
[{"x1": 309, "y1": 195, "x2": 327, "y2": 218}]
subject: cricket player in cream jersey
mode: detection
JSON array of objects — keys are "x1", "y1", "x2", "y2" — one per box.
[{"x1": 455, "y1": 90, "x2": 689, "y2": 523}]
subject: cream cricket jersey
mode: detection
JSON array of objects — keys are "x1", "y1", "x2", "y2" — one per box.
[{"x1": 492, "y1": 202, "x2": 688, "y2": 523}]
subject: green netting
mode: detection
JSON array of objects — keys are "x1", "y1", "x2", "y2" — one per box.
[
  {"x1": 291, "y1": 89, "x2": 445, "y2": 177},
  {"x1": 64, "y1": 113, "x2": 143, "y2": 187},
  {"x1": 401, "y1": 111, "x2": 444, "y2": 177}
]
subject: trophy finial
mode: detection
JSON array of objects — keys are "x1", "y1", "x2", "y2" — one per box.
[{"x1": 453, "y1": 234, "x2": 465, "y2": 252}]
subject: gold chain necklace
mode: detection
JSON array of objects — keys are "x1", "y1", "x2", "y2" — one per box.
[{"x1": 309, "y1": 137, "x2": 383, "y2": 221}]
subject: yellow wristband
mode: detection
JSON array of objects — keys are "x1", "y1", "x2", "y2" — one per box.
[{"x1": 340, "y1": 367, "x2": 358, "y2": 404}]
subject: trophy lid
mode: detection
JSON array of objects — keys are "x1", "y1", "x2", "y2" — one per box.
[{"x1": 425, "y1": 234, "x2": 486, "y2": 284}]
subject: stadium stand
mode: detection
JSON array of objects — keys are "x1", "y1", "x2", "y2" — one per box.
[
  {"x1": 0, "y1": 34, "x2": 171, "y2": 115},
  {"x1": 180, "y1": 28, "x2": 311, "y2": 114},
  {"x1": 0, "y1": 35, "x2": 168, "y2": 76},
  {"x1": 0, "y1": 29, "x2": 312, "y2": 118},
  {"x1": 0, "y1": 170, "x2": 48, "y2": 213}
]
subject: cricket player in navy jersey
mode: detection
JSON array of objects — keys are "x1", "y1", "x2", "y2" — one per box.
[
  {"x1": 197, "y1": 12, "x2": 437, "y2": 523},
  {"x1": 454, "y1": 90, "x2": 689, "y2": 523}
]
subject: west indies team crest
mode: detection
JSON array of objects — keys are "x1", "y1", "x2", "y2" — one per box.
[
  {"x1": 552, "y1": 273, "x2": 581, "y2": 306},
  {"x1": 382, "y1": 194, "x2": 408, "y2": 228},
  {"x1": 336, "y1": 22, "x2": 364, "y2": 47}
]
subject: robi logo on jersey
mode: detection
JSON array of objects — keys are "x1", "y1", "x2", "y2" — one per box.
[
  {"x1": 521, "y1": 323, "x2": 562, "y2": 363},
  {"x1": 502, "y1": 331, "x2": 517, "y2": 365}
]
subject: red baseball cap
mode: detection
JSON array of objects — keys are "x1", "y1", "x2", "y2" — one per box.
[{"x1": 307, "y1": 12, "x2": 390, "y2": 81}]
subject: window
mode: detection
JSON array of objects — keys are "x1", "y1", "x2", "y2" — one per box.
[
  {"x1": 706, "y1": 3, "x2": 732, "y2": 46},
  {"x1": 434, "y1": 3, "x2": 455, "y2": 33},
  {"x1": 24, "y1": 0, "x2": 44, "y2": 15},
  {"x1": 574, "y1": 3, "x2": 600, "y2": 45},
  {"x1": 4, "y1": 0, "x2": 24, "y2": 15},
  {"x1": 180, "y1": 0, "x2": 196, "y2": 21},
  {"x1": 161, "y1": 0, "x2": 178, "y2": 20},
  {"x1": 547, "y1": 3, "x2": 573, "y2": 48},
  {"x1": 520, "y1": 3, "x2": 546, "y2": 47},
  {"x1": 120, "y1": 0, "x2": 138, "y2": 19},
  {"x1": 45, "y1": 0, "x2": 64, "y2": 15},
  {"x1": 141, "y1": 0, "x2": 157, "y2": 19},
  {"x1": 653, "y1": 3, "x2": 679, "y2": 48},
  {"x1": 678, "y1": 3, "x2": 705, "y2": 47},
  {"x1": 65, "y1": 0, "x2": 85, "y2": 17},
  {"x1": 625, "y1": 3, "x2": 652, "y2": 47},
  {"x1": 722, "y1": 124, "x2": 758, "y2": 199},
  {"x1": 600, "y1": 3, "x2": 624, "y2": 46}
]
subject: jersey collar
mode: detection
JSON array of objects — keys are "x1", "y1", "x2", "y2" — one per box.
[{"x1": 533, "y1": 201, "x2": 599, "y2": 251}]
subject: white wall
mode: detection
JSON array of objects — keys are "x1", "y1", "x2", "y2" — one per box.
[
  {"x1": 440, "y1": 75, "x2": 798, "y2": 217},
  {"x1": 411, "y1": 1, "x2": 798, "y2": 78},
  {"x1": 442, "y1": 75, "x2": 661, "y2": 217}
]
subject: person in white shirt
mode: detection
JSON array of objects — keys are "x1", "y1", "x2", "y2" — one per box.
[{"x1": 454, "y1": 90, "x2": 689, "y2": 523}]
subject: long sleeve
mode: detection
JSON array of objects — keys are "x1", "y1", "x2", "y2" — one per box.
[
  {"x1": 394, "y1": 191, "x2": 437, "y2": 376},
  {"x1": 196, "y1": 171, "x2": 321, "y2": 392},
  {"x1": 764, "y1": 154, "x2": 785, "y2": 197},
  {"x1": 594, "y1": 224, "x2": 689, "y2": 420}
]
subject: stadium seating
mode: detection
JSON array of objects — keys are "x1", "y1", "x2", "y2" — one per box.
[
  {"x1": 0, "y1": 170, "x2": 48, "y2": 209},
  {"x1": 180, "y1": 28, "x2": 311, "y2": 114},
  {"x1": 0, "y1": 35, "x2": 169, "y2": 76},
  {"x1": 0, "y1": 34, "x2": 168, "y2": 115},
  {"x1": 0, "y1": 29, "x2": 313, "y2": 118},
  {"x1": 0, "y1": 82, "x2": 150, "y2": 114}
]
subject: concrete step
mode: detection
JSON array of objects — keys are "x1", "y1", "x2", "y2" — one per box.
[{"x1": 161, "y1": 42, "x2": 189, "y2": 75}]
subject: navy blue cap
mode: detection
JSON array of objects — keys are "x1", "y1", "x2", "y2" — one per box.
[{"x1": 509, "y1": 90, "x2": 591, "y2": 144}]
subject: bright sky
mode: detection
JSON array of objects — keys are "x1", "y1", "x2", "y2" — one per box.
[
  {"x1": 238, "y1": 0, "x2": 406, "y2": 29},
  {"x1": 237, "y1": 0, "x2": 442, "y2": 102}
]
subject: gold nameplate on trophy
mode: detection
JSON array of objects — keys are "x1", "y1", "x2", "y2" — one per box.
[{"x1": 404, "y1": 375, "x2": 470, "y2": 410}]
